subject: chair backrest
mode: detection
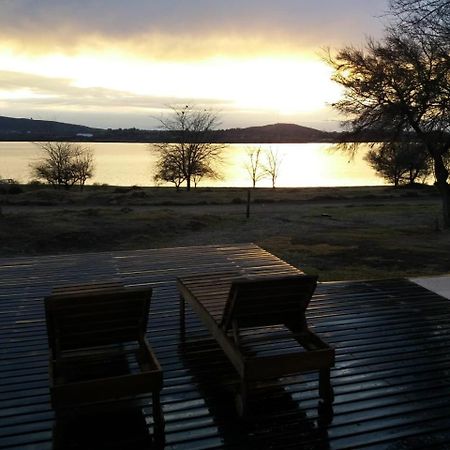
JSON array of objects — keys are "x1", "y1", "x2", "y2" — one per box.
[
  {"x1": 45, "y1": 285, "x2": 152, "y2": 355},
  {"x1": 221, "y1": 274, "x2": 318, "y2": 331}
]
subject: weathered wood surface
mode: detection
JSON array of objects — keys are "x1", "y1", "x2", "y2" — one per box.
[
  {"x1": 177, "y1": 270, "x2": 334, "y2": 416},
  {"x1": 2, "y1": 243, "x2": 450, "y2": 449}
]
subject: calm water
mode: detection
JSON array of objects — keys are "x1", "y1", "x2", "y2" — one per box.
[{"x1": 0, "y1": 141, "x2": 384, "y2": 187}]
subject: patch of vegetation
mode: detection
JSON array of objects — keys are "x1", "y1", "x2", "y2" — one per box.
[
  {"x1": 1, "y1": 185, "x2": 449, "y2": 281},
  {"x1": 0, "y1": 184, "x2": 439, "y2": 208}
]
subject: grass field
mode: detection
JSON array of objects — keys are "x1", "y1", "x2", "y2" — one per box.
[{"x1": 1, "y1": 184, "x2": 449, "y2": 281}]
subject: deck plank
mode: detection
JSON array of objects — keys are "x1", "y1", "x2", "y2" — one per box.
[{"x1": 1, "y1": 243, "x2": 450, "y2": 449}]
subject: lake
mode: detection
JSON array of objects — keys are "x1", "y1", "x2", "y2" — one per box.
[{"x1": 0, "y1": 141, "x2": 384, "y2": 187}]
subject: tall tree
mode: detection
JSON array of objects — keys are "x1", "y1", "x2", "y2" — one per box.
[
  {"x1": 152, "y1": 105, "x2": 224, "y2": 191},
  {"x1": 328, "y1": 32, "x2": 450, "y2": 226}
]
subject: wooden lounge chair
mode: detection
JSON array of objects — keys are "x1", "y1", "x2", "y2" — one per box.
[
  {"x1": 177, "y1": 272, "x2": 334, "y2": 416},
  {"x1": 44, "y1": 281, "x2": 165, "y2": 443}
]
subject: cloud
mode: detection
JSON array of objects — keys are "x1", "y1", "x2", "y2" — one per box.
[
  {"x1": 0, "y1": 69, "x2": 341, "y2": 130},
  {"x1": 0, "y1": 0, "x2": 388, "y2": 58},
  {"x1": 0, "y1": 70, "x2": 231, "y2": 119},
  {"x1": 0, "y1": 1, "x2": 388, "y2": 128}
]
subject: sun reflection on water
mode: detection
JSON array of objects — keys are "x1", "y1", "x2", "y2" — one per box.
[{"x1": 0, "y1": 142, "x2": 383, "y2": 187}]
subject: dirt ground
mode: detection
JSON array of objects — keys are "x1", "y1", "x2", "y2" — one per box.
[{"x1": 1, "y1": 184, "x2": 449, "y2": 281}]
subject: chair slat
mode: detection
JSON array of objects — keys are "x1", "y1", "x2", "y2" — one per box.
[
  {"x1": 45, "y1": 286, "x2": 152, "y2": 352},
  {"x1": 221, "y1": 275, "x2": 317, "y2": 331}
]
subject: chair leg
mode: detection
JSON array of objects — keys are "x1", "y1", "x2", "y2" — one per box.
[
  {"x1": 235, "y1": 379, "x2": 249, "y2": 418},
  {"x1": 179, "y1": 294, "x2": 186, "y2": 336},
  {"x1": 319, "y1": 368, "x2": 334, "y2": 405},
  {"x1": 52, "y1": 419, "x2": 63, "y2": 450},
  {"x1": 152, "y1": 391, "x2": 165, "y2": 446}
]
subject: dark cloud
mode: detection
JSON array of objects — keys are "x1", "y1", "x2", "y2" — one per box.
[{"x1": 0, "y1": 0, "x2": 388, "y2": 54}]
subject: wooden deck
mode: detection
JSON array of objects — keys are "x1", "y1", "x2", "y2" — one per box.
[{"x1": 2, "y1": 243, "x2": 450, "y2": 449}]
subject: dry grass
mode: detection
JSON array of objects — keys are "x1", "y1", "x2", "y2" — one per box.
[{"x1": 1, "y1": 184, "x2": 449, "y2": 281}]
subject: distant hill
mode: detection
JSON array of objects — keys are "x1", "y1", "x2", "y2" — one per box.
[
  {"x1": 0, "y1": 116, "x2": 338, "y2": 143},
  {"x1": 218, "y1": 123, "x2": 337, "y2": 143},
  {"x1": 0, "y1": 116, "x2": 100, "y2": 139}
]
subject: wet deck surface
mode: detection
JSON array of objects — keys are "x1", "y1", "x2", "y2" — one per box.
[{"x1": 2, "y1": 243, "x2": 450, "y2": 449}]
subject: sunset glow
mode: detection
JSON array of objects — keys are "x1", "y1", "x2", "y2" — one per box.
[{"x1": 0, "y1": 0, "x2": 387, "y2": 129}]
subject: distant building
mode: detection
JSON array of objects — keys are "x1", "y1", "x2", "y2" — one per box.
[{"x1": 76, "y1": 133, "x2": 94, "y2": 138}]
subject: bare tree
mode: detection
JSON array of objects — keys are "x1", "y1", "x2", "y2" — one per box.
[
  {"x1": 263, "y1": 147, "x2": 283, "y2": 188},
  {"x1": 390, "y1": 0, "x2": 450, "y2": 39},
  {"x1": 152, "y1": 105, "x2": 224, "y2": 191},
  {"x1": 31, "y1": 142, "x2": 95, "y2": 189},
  {"x1": 245, "y1": 146, "x2": 267, "y2": 188},
  {"x1": 72, "y1": 148, "x2": 94, "y2": 189},
  {"x1": 327, "y1": 32, "x2": 450, "y2": 226},
  {"x1": 153, "y1": 150, "x2": 185, "y2": 191}
]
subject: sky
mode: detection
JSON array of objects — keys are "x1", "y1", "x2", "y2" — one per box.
[{"x1": 0, "y1": 0, "x2": 388, "y2": 131}]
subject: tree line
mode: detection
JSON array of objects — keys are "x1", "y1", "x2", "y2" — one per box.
[{"x1": 29, "y1": 106, "x2": 285, "y2": 191}]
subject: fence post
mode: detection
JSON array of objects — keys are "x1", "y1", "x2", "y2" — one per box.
[{"x1": 246, "y1": 189, "x2": 251, "y2": 219}]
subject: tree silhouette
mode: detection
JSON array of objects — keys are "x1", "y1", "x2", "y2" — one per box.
[
  {"x1": 263, "y1": 147, "x2": 283, "y2": 189},
  {"x1": 328, "y1": 32, "x2": 450, "y2": 226},
  {"x1": 390, "y1": 0, "x2": 450, "y2": 39},
  {"x1": 365, "y1": 142, "x2": 432, "y2": 186},
  {"x1": 245, "y1": 146, "x2": 266, "y2": 188},
  {"x1": 152, "y1": 106, "x2": 223, "y2": 191},
  {"x1": 31, "y1": 142, "x2": 94, "y2": 190}
]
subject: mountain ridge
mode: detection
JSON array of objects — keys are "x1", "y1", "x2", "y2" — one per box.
[
  {"x1": 0, "y1": 115, "x2": 338, "y2": 143},
  {"x1": 0, "y1": 115, "x2": 100, "y2": 135}
]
